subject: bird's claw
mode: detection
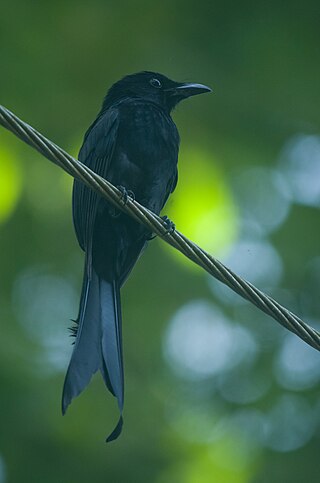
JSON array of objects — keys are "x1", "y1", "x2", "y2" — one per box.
[
  {"x1": 147, "y1": 215, "x2": 175, "y2": 240},
  {"x1": 161, "y1": 215, "x2": 175, "y2": 235},
  {"x1": 117, "y1": 185, "x2": 135, "y2": 206}
]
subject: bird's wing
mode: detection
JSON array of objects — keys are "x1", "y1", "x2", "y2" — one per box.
[
  {"x1": 170, "y1": 170, "x2": 178, "y2": 195},
  {"x1": 67, "y1": 108, "x2": 125, "y2": 440},
  {"x1": 156, "y1": 168, "x2": 178, "y2": 215},
  {"x1": 72, "y1": 108, "x2": 119, "y2": 253}
]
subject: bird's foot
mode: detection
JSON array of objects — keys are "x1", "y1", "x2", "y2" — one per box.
[
  {"x1": 110, "y1": 186, "x2": 135, "y2": 218},
  {"x1": 161, "y1": 215, "x2": 176, "y2": 235},
  {"x1": 117, "y1": 185, "x2": 135, "y2": 206},
  {"x1": 147, "y1": 215, "x2": 175, "y2": 240}
]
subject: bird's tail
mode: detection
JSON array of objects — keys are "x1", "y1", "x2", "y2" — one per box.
[{"x1": 62, "y1": 267, "x2": 124, "y2": 442}]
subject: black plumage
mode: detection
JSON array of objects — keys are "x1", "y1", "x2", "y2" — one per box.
[{"x1": 62, "y1": 71, "x2": 211, "y2": 441}]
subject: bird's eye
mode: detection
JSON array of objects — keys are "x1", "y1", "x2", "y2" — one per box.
[{"x1": 150, "y1": 78, "x2": 162, "y2": 88}]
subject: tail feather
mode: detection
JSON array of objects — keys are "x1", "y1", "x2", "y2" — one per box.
[
  {"x1": 62, "y1": 270, "x2": 101, "y2": 414},
  {"x1": 100, "y1": 278, "x2": 124, "y2": 441},
  {"x1": 62, "y1": 268, "x2": 124, "y2": 442}
]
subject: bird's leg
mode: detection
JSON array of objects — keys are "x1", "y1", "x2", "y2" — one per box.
[
  {"x1": 117, "y1": 185, "x2": 135, "y2": 205},
  {"x1": 147, "y1": 215, "x2": 175, "y2": 240},
  {"x1": 110, "y1": 186, "x2": 135, "y2": 217}
]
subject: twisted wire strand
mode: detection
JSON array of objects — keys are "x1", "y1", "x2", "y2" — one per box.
[{"x1": 1, "y1": 104, "x2": 319, "y2": 351}]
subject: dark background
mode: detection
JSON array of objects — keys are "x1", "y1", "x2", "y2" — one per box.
[{"x1": 1, "y1": 1, "x2": 320, "y2": 482}]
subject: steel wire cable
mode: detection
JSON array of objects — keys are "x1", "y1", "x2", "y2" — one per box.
[{"x1": 1, "y1": 104, "x2": 319, "y2": 351}]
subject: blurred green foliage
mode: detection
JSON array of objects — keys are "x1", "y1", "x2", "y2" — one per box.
[{"x1": 1, "y1": 1, "x2": 320, "y2": 482}]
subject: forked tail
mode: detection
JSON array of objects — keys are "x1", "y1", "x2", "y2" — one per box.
[{"x1": 62, "y1": 267, "x2": 124, "y2": 442}]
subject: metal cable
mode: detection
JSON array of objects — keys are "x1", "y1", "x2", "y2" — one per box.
[{"x1": 1, "y1": 104, "x2": 319, "y2": 351}]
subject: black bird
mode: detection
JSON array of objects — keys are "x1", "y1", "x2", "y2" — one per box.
[{"x1": 62, "y1": 71, "x2": 211, "y2": 441}]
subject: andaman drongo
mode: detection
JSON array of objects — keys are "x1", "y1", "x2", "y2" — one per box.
[{"x1": 62, "y1": 71, "x2": 211, "y2": 441}]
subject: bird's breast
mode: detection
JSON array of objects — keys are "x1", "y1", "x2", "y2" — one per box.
[
  {"x1": 110, "y1": 103, "x2": 179, "y2": 213},
  {"x1": 118, "y1": 103, "x2": 179, "y2": 163}
]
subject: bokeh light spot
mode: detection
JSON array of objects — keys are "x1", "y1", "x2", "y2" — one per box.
[
  {"x1": 274, "y1": 332, "x2": 320, "y2": 390},
  {"x1": 218, "y1": 369, "x2": 270, "y2": 404},
  {"x1": 262, "y1": 395, "x2": 315, "y2": 452},
  {"x1": 163, "y1": 300, "x2": 258, "y2": 381},
  {"x1": 12, "y1": 266, "x2": 78, "y2": 375},
  {"x1": 0, "y1": 143, "x2": 22, "y2": 224},
  {"x1": 233, "y1": 166, "x2": 291, "y2": 236},
  {"x1": 210, "y1": 238, "x2": 283, "y2": 306},
  {"x1": 278, "y1": 134, "x2": 320, "y2": 207},
  {"x1": 157, "y1": 437, "x2": 257, "y2": 483},
  {"x1": 165, "y1": 400, "x2": 227, "y2": 445},
  {"x1": 24, "y1": 158, "x2": 71, "y2": 217}
]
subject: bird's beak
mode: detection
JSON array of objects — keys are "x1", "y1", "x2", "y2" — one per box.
[{"x1": 172, "y1": 82, "x2": 212, "y2": 98}]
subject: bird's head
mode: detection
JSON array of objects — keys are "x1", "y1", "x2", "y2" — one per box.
[{"x1": 102, "y1": 71, "x2": 212, "y2": 113}]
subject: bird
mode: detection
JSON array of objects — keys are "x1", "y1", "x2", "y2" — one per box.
[{"x1": 62, "y1": 71, "x2": 211, "y2": 441}]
